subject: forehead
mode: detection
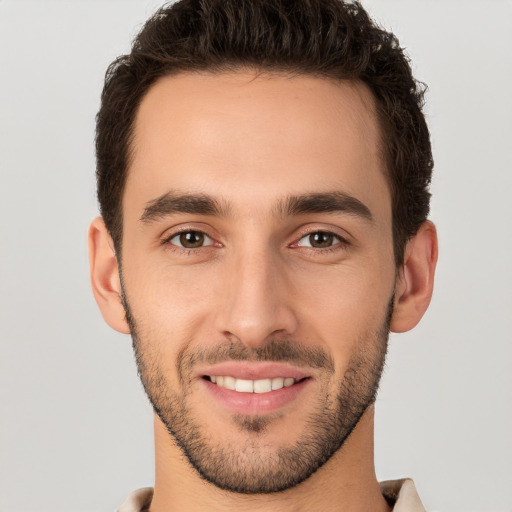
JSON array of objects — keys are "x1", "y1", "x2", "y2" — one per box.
[{"x1": 126, "y1": 70, "x2": 388, "y2": 221}]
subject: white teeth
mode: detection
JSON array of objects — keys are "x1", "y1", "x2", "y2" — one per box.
[
  {"x1": 235, "y1": 379, "x2": 254, "y2": 392},
  {"x1": 223, "y1": 376, "x2": 236, "y2": 391},
  {"x1": 284, "y1": 378, "x2": 295, "y2": 387},
  {"x1": 271, "y1": 377, "x2": 284, "y2": 390},
  {"x1": 209, "y1": 375, "x2": 298, "y2": 393},
  {"x1": 254, "y1": 378, "x2": 272, "y2": 394}
]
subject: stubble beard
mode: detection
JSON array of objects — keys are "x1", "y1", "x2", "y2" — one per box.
[{"x1": 122, "y1": 291, "x2": 392, "y2": 495}]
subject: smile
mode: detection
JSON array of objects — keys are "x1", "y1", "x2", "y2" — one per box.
[
  {"x1": 207, "y1": 376, "x2": 298, "y2": 393},
  {"x1": 197, "y1": 362, "x2": 312, "y2": 414}
]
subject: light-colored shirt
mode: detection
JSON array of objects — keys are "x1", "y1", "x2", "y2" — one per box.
[{"x1": 116, "y1": 478, "x2": 426, "y2": 511}]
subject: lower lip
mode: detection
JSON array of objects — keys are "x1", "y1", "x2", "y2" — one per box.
[{"x1": 201, "y1": 378, "x2": 311, "y2": 415}]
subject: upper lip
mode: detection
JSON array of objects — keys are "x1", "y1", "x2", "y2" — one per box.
[{"x1": 196, "y1": 362, "x2": 311, "y2": 381}]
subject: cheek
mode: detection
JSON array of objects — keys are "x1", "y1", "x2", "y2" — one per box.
[
  {"x1": 294, "y1": 260, "x2": 391, "y2": 316},
  {"x1": 289, "y1": 263, "x2": 392, "y2": 359},
  {"x1": 124, "y1": 260, "x2": 220, "y2": 344}
]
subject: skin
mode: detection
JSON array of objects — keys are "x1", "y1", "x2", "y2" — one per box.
[{"x1": 89, "y1": 71, "x2": 437, "y2": 511}]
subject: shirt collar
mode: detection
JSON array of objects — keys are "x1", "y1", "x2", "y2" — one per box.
[{"x1": 380, "y1": 478, "x2": 426, "y2": 512}]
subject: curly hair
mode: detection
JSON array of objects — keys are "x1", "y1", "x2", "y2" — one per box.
[{"x1": 96, "y1": 0, "x2": 432, "y2": 265}]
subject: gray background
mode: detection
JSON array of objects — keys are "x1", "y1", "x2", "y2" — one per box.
[{"x1": 1, "y1": 1, "x2": 511, "y2": 510}]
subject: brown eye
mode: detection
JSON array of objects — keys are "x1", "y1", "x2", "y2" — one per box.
[
  {"x1": 169, "y1": 231, "x2": 212, "y2": 249},
  {"x1": 309, "y1": 232, "x2": 334, "y2": 248},
  {"x1": 297, "y1": 231, "x2": 341, "y2": 249}
]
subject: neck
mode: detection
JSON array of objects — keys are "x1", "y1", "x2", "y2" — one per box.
[{"x1": 149, "y1": 406, "x2": 391, "y2": 512}]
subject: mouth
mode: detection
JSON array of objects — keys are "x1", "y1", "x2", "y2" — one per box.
[{"x1": 197, "y1": 363, "x2": 312, "y2": 414}]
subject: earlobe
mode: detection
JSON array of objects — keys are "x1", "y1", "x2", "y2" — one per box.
[
  {"x1": 88, "y1": 217, "x2": 131, "y2": 334},
  {"x1": 390, "y1": 221, "x2": 438, "y2": 333}
]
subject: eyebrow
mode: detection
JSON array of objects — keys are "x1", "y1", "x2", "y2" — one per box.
[
  {"x1": 277, "y1": 192, "x2": 374, "y2": 222},
  {"x1": 140, "y1": 190, "x2": 373, "y2": 223},
  {"x1": 140, "y1": 191, "x2": 230, "y2": 223}
]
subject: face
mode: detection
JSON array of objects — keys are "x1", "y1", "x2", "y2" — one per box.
[{"x1": 120, "y1": 71, "x2": 397, "y2": 493}]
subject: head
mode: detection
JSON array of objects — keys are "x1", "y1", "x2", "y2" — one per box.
[{"x1": 90, "y1": 0, "x2": 437, "y2": 496}]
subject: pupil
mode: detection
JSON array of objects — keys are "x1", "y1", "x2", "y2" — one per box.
[
  {"x1": 310, "y1": 232, "x2": 333, "y2": 248},
  {"x1": 180, "y1": 231, "x2": 204, "y2": 248}
]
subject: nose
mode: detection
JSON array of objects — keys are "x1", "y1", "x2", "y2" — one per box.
[{"x1": 214, "y1": 247, "x2": 298, "y2": 348}]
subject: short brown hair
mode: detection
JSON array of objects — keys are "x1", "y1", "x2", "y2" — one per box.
[{"x1": 96, "y1": 0, "x2": 432, "y2": 265}]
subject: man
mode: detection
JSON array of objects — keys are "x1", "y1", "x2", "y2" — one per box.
[{"x1": 88, "y1": 0, "x2": 438, "y2": 510}]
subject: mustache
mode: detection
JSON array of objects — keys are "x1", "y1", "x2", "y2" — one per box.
[{"x1": 177, "y1": 339, "x2": 335, "y2": 377}]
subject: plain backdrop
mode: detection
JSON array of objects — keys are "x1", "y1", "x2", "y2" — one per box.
[{"x1": 1, "y1": 1, "x2": 511, "y2": 511}]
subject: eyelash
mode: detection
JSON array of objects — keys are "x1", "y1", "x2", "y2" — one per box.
[{"x1": 161, "y1": 229, "x2": 350, "y2": 254}]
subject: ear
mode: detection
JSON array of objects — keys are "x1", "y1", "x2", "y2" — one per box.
[
  {"x1": 88, "y1": 217, "x2": 130, "y2": 334},
  {"x1": 391, "y1": 221, "x2": 438, "y2": 333}
]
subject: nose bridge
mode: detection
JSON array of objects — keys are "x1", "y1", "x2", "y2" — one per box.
[{"x1": 216, "y1": 243, "x2": 297, "y2": 347}]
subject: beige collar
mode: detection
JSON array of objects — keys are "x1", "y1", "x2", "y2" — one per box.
[{"x1": 380, "y1": 478, "x2": 426, "y2": 512}]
